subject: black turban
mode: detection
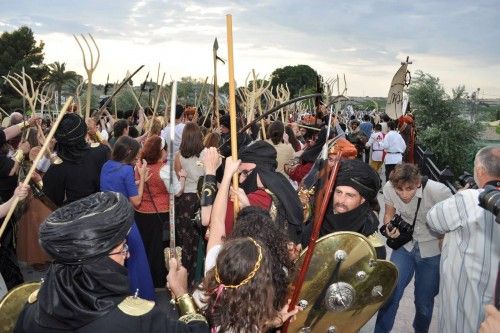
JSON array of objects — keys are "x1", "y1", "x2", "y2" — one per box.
[
  {"x1": 54, "y1": 113, "x2": 89, "y2": 162},
  {"x1": 239, "y1": 140, "x2": 277, "y2": 171},
  {"x1": 37, "y1": 192, "x2": 133, "y2": 330},
  {"x1": 238, "y1": 141, "x2": 303, "y2": 243},
  {"x1": 40, "y1": 191, "x2": 134, "y2": 264},
  {"x1": 335, "y1": 159, "x2": 381, "y2": 200}
]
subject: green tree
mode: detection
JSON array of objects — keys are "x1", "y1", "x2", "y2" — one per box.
[
  {"x1": 270, "y1": 64, "x2": 319, "y2": 98},
  {"x1": 46, "y1": 61, "x2": 80, "y2": 108},
  {"x1": 0, "y1": 26, "x2": 48, "y2": 111},
  {"x1": 409, "y1": 70, "x2": 482, "y2": 175}
]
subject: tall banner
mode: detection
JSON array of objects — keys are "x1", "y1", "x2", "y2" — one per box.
[{"x1": 385, "y1": 62, "x2": 408, "y2": 120}]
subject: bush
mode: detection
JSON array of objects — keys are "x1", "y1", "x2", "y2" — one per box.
[{"x1": 409, "y1": 71, "x2": 482, "y2": 176}]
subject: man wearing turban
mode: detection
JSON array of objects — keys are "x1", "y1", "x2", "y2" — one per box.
[
  {"x1": 14, "y1": 192, "x2": 208, "y2": 332},
  {"x1": 312, "y1": 158, "x2": 386, "y2": 259}
]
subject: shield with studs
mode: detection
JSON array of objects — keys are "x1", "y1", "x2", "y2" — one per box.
[{"x1": 288, "y1": 231, "x2": 398, "y2": 333}]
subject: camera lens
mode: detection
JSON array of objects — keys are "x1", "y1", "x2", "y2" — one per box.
[
  {"x1": 458, "y1": 172, "x2": 478, "y2": 189},
  {"x1": 479, "y1": 185, "x2": 500, "y2": 218}
]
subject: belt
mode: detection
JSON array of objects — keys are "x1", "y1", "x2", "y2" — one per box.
[{"x1": 387, "y1": 152, "x2": 402, "y2": 154}]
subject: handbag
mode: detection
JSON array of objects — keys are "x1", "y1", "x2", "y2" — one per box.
[{"x1": 380, "y1": 178, "x2": 427, "y2": 250}]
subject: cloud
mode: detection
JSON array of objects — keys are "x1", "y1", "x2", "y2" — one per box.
[{"x1": 0, "y1": 0, "x2": 498, "y2": 97}]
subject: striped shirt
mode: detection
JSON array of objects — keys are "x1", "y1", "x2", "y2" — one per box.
[{"x1": 427, "y1": 189, "x2": 500, "y2": 333}]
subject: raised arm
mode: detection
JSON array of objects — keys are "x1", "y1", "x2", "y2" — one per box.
[{"x1": 207, "y1": 157, "x2": 240, "y2": 252}]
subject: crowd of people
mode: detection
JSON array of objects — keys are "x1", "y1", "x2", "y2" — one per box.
[{"x1": 0, "y1": 103, "x2": 498, "y2": 333}]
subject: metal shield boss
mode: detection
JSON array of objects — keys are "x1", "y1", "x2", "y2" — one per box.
[{"x1": 288, "y1": 231, "x2": 398, "y2": 333}]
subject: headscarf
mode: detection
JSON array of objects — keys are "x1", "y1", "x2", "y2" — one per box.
[
  {"x1": 239, "y1": 141, "x2": 303, "y2": 243},
  {"x1": 54, "y1": 113, "x2": 89, "y2": 162},
  {"x1": 36, "y1": 192, "x2": 134, "y2": 330}
]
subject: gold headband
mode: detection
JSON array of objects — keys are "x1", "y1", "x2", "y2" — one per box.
[{"x1": 214, "y1": 237, "x2": 263, "y2": 289}]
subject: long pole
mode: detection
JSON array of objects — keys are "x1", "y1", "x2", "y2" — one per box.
[
  {"x1": 168, "y1": 81, "x2": 178, "y2": 257},
  {"x1": 226, "y1": 14, "x2": 239, "y2": 215},
  {"x1": 0, "y1": 97, "x2": 73, "y2": 239}
]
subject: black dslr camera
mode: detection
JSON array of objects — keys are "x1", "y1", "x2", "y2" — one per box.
[
  {"x1": 458, "y1": 171, "x2": 478, "y2": 189},
  {"x1": 387, "y1": 214, "x2": 414, "y2": 234},
  {"x1": 479, "y1": 185, "x2": 500, "y2": 224}
]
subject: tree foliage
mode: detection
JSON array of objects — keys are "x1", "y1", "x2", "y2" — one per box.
[
  {"x1": 0, "y1": 26, "x2": 48, "y2": 111},
  {"x1": 46, "y1": 61, "x2": 80, "y2": 108},
  {"x1": 270, "y1": 64, "x2": 319, "y2": 98},
  {"x1": 409, "y1": 70, "x2": 482, "y2": 175}
]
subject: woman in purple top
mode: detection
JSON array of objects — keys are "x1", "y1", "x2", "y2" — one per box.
[{"x1": 100, "y1": 136, "x2": 155, "y2": 300}]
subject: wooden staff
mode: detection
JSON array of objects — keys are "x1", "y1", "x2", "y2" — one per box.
[
  {"x1": 0, "y1": 97, "x2": 73, "y2": 239},
  {"x1": 297, "y1": 123, "x2": 321, "y2": 131},
  {"x1": 127, "y1": 79, "x2": 142, "y2": 109},
  {"x1": 168, "y1": 81, "x2": 178, "y2": 257},
  {"x1": 226, "y1": 14, "x2": 239, "y2": 215}
]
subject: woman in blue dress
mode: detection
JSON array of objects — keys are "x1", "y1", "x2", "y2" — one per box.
[{"x1": 100, "y1": 136, "x2": 155, "y2": 300}]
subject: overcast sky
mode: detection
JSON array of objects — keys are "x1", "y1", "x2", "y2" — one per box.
[{"x1": 1, "y1": 0, "x2": 499, "y2": 97}]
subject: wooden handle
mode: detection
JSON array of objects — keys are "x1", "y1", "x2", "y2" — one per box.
[{"x1": 0, "y1": 97, "x2": 73, "y2": 238}]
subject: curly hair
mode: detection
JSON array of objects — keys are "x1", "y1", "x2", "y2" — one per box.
[
  {"x1": 203, "y1": 238, "x2": 277, "y2": 333},
  {"x1": 140, "y1": 135, "x2": 162, "y2": 164},
  {"x1": 230, "y1": 206, "x2": 294, "y2": 310}
]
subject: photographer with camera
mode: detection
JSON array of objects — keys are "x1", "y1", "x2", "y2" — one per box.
[
  {"x1": 375, "y1": 163, "x2": 453, "y2": 333},
  {"x1": 427, "y1": 146, "x2": 500, "y2": 333}
]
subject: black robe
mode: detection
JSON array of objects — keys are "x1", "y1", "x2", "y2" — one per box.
[
  {"x1": 15, "y1": 302, "x2": 209, "y2": 333},
  {"x1": 42, "y1": 144, "x2": 110, "y2": 206}
]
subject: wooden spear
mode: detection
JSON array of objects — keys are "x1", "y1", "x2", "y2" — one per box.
[
  {"x1": 226, "y1": 14, "x2": 239, "y2": 215},
  {"x1": 0, "y1": 97, "x2": 73, "y2": 239}
]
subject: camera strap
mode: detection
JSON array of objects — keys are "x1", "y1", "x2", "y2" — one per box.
[{"x1": 410, "y1": 177, "x2": 427, "y2": 228}]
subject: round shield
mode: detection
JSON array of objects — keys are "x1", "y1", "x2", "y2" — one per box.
[{"x1": 288, "y1": 231, "x2": 398, "y2": 333}]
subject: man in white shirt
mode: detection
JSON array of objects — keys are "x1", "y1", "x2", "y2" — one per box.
[
  {"x1": 427, "y1": 146, "x2": 500, "y2": 333},
  {"x1": 365, "y1": 123, "x2": 384, "y2": 172},
  {"x1": 382, "y1": 120, "x2": 406, "y2": 182},
  {"x1": 161, "y1": 105, "x2": 185, "y2": 155}
]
